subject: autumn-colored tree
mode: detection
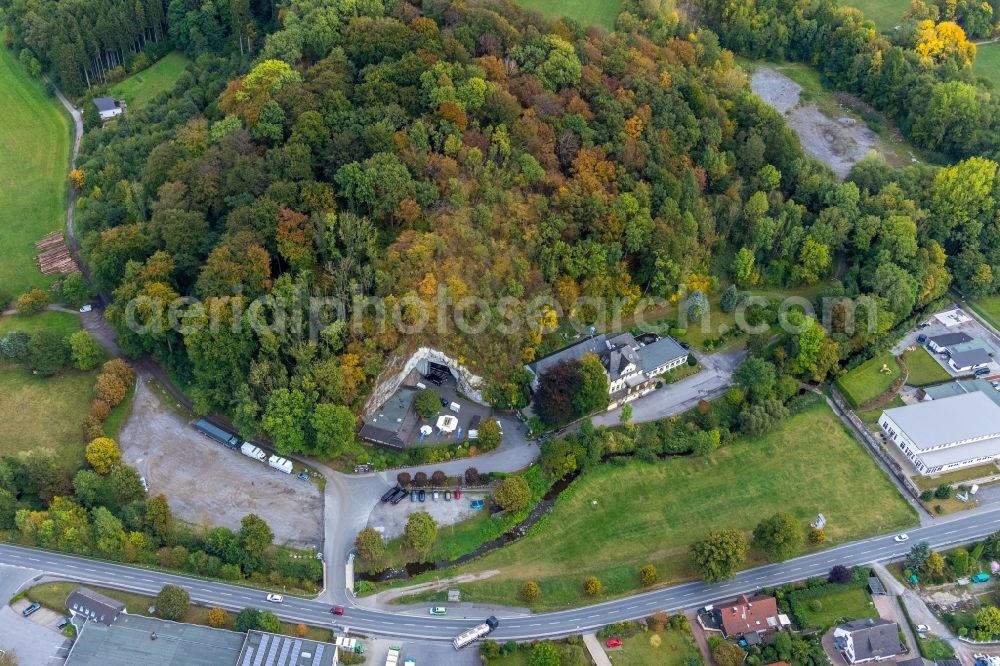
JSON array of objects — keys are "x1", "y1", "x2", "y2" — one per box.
[
  {"x1": 295, "y1": 623, "x2": 308, "y2": 637},
  {"x1": 915, "y1": 20, "x2": 976, "y2": 69},
  {"x1": 520, "y1": 581, "x2": 541, "y2": 601},
  {"x1": 583, "y1": 576, "x2": 602, "y2": 596},
  {"x1": 95, "y1": 373, "x2": 127, "y2": 407},
  {"x1": 640, "y1": 564, "x2": 658, "y2": 586},
  {"x1": 207, "y1": 607, "x2": 229, "y2": 628},
  {"x1": 69, "y1": 169, "x2": 86, "y2": 191},
  {"x1": 90, "y1": 399, "x2": 111, "y2": 421},
  {"x1": 102, "y1": 359, "x2": 135, "y2": 387},
  {"x1": 86, "y1": 437, "x2": 122, "y2": 474}
]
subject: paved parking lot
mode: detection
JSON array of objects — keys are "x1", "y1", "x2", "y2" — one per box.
[
  {"x1": 0, "y1": 566, "x2": 71, "y2": 666},
  {"x1": 365, "y1": 637, "x2": 480, "y2": 666},
  {"x1": 367, "y1": 490, "x2": 490, "y2": 540},
  {"x1": 894, "y1": 306, "x2": 1000, "y2": 378}
]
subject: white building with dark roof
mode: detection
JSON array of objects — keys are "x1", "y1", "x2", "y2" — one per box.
[
  {"x1": 92, "y1": 96, "x2": 123, "y2": 120},
  {"x1": 880, "y1": 392, "x2": 1000, "y2": 475}
]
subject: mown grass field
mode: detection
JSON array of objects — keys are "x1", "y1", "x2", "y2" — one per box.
[
  {"x1": 973, "y1": 42, "x2": 1000, "y2": 88},
  {"x1": 110, "y1": 52, "x2": 189, "y2": 109},
  {"x1": 837, "y1": 352, "x2": 900, "y2": 407},
  {"x1": 0, "y1": 367, "x2": 95, "y2": 470},
  {"x1": 792, "y1": 585, "x2": 877, "y2": 629},
  {"x1": 843, "y1": 0, "x2": 910, "y2": 31},
  {"x1": 912, "y1": 462, "x2": 999, "y2": 491},
  {"x1": 0, "y1": 44, "x2": 71, "y2": 297},
  {"x1": 903, "y1": 347, "x2": 952, "y2": 387},
  {"x1": 610, "y1": 628, "x2": 701, "y2": 666},
  {"x1": 972, "y1": 295, "x2": 1000, "y2": 330},
  {"x1": 0, "y1": 310, "x2": 80, "y2": 337},
  {"x1": 517, "y1": 0, "x2": 622, "y2": 28},
  {"x1": 434, "y1": 398, "x2": 916, "y2": 609}
]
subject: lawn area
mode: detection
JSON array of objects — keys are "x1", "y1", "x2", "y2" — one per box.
[
  {"x1": 110, "y1": 52, "x2": 189, "y2": 109},
  {"x1": 610, "y1": 627, "x2": 701, "y2": 666},
  {"x1": 837, "y1": 352, "x2": 901, "y2": 408},
  {"x1": 971, "y1": 295, "x2": 1000, "y2": 330},
  {"x1": 973, "y1": 42, "x2": 1000, "y2": 88},
  {"x1": 484, "y1": 641, "x2": 590, "y2": 665},
  {"x1": 791, "y1": 584, "x2": 877, "y2": 629},
  {"x1": 430, "y1": 398, "x2": 916, "y2": 609},
  {"x1": 843, "y1": 0, "x2": 910, "y2": 31},
  {"x1": 0, "y1": 43, "x2": 71, "y2": 297},
  {"x1": 0, "y1": 310, "x2": 80, "y2": 337},
  {"x1": 24, "y1": 582, "x2": 332, "y2": 641},
  {"x1": 0, "y1": 366, "x2": 95, "y2": 470},
  {"x1": 903, "y1": 347, "x2": 952, "y2": 387},
  {"x1": 912, "y1": 462, "x2": 999, "y2": 491},
  {"x1": 857, "y1": 396, "x2": 903, "y2": 424},
  {"x1": 516, "y1": 0, "x2": 622, "y2": 28}
]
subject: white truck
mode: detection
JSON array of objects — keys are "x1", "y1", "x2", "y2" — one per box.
[
  {"x1": 267, "y1": 455, "x2": 293, "y2": 474},
  {"x1": 452, "y1": 616, "x2": 499, "y2": 649},
  {"x1": 334, "y1": 636, "x2": 363, "y2": 654},
  {"x1": 385, "y1": 646, "x2": 401, "y2": 666},
  {"x1": 240, "y1": 442, "x2": 266, "y2": 461}
]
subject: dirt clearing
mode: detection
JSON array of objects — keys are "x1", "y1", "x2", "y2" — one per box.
[
  {"x1": 119, "y1": 379, "x2": 323, "y2": 549},
  {"x1": 751, "y1": 66, "x2": 903, "y2": 179}
]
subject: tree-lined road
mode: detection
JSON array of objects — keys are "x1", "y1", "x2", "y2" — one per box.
[{"x1": 6, "y1": 503, "x2": 1000, "y2": 643}]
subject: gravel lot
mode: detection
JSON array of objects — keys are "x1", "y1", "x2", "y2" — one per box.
[
  {"x1": 751, "y1": 66, "x2": 893, "y2": 179},
  {"x1": 367, "y1": 490, "x2": 489, "y2": 541},
  {"x1": 119, "y1": 379, "x2": 323, "y2": 549}
]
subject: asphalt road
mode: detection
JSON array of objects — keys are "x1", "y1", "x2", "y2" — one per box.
[{"x1": 7, "y1": 504, "x2": 1000, "y2": 644}]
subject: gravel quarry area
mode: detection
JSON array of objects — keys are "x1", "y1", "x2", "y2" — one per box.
[
  {"x1": 119, "y1": 379, "x2": 324, "y2": 549},
  {"x1": 751, "y1": 66, "x2": 898, "y2": 179}
]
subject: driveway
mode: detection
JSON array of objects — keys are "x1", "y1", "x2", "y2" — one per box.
[
  {"x1": 0, "y1": 566, "x2": 71, "y2": 666},
  {"x1": 591, "y1": 346, "x2": 745, "y2": 427},
  {"x1": 872, "y1": 593, "x2": 918, "y2": 656}
]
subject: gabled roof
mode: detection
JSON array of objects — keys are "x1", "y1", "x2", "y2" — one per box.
[
  {"x1": 636, "y1": 335, "x2": 687, "y2": 370},
  {"x1": 719, "y1": 594, "x2": 781, "y2": 636},
  {"x1": 835, "y1": 618, "x2": 902, "y2": 662},
  {"x1": 66, "y1": 587, "x2": 125, "y2": 625},
  {"x1": 93, "y1": 96, "x2": 118, "y2": 112},
  {"x1": 526, "y1": 334, "x2": 608, "y2": 380},
  {"x1": 950, "y1": 348, "x2": 992, "y2": 369},
  {"x1": 928, "y1": 332, "x2": 972, "y2": 348}
]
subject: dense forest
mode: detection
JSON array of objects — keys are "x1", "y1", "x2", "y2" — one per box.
[{"x1": 2, "y1": 0, "x2": 998, "y2": 459}]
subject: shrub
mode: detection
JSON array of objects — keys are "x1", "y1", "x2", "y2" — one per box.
[
  {"x1": 520, "y1": 581, "x2": 541, "y2": 601},
  {"x1": 713, "y1": 642, "x2": 746, "y2": 666},
  {"x1": 809, "y1": 527, "x2": 827, "y2": 544},
  {"x1": 95, "y1": 373, "x2": 127, "y2": 407},
  {"x1": 15, "y1": 288, "x2": 51, "y2": 314},
  {"x1": 355, "y1": 580, "x2": 375, "y2": 596},
  {"x1": 102, "y1": 359, "x2": 135, "y2": 386},
  {"x1": 413, "y1": 388, "x2": 440, "y2": 418},
  {"x1": 583, "y1": 576, "x2": 602, "y2": 596},
  {"x1": 431, "y1": 470, "x2": 446, "y2": 486},
  {"x1": 89, "y1": 399, "x2": 111, "y2": 421},
  {"x1": 413, "y1": 471, "x2": 428, "y2": 487},
  {"x1": 295, "y1": 623, "x2": 308, "y2": 637},
  {"x1": 155, "y1": 584, "x2": 190, "y2": 621},
  {"x1": 640, "y1": 564, "x2": 658, "y2": 586},
  {"x1": 828, "y1": 565, "x2": 852, "y2": 584},
  {"x1": 464, "y1": 467, "x2": 480, "y2": 485},
  {"x1": 206, "y1": 607, "x2": 229, "y2": 628},
  {"x1": 235, "y1": 608, "x2": 261, "y2": 631},
  {"x1": 397, "y1": 471, "x2": 411, "y2": 487},
  {"x1": 920, "y1": 490, "x2": 934, "y2": 501},
  {"x1": 648, "y1": 610, "x2": 668, "y2": 632},
  {"x1": 82, "y1": 415, "x2": 105, "y2": 441},
  {"x1": 86, "y1": 437, "x2": 122, "y2": 474},
  {"x1": 258, "y1": 611, "x2": 281, "y2": 633},
  {"x1": 934, "y1": 484, "x2": 951, "y2": 500}
]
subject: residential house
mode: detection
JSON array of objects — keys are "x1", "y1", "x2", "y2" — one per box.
[
  {"x1": 880, "y1": 392, "x2": 1000, "y2": 475},
  {"x1": 358, "y1": 387, "x2": 418, "y2": 448},
  {"x1": 926, "y1": 332, "x2": 972, "y2": 353},
  {"x1": 948, "y1": 348, "x2": 992, "y2": 373},
  {"x1": 66, "y1": 587, "x2": 126, "y2": 626},
  {"x1": 718, "y1": 594, "x2": 790, "y2": 640},
  {"x1": 93, "y1": 96, "x2": 123, "y2": 120},
  {"x1": 833, "y1": 618, "x2": 902, "y2": 664},
  {"x1": 525, "y1": 332, "x2": 689, "y2": 406}
]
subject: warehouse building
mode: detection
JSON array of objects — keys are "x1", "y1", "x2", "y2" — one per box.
[{"x1": 879, "y1": 392, "x2": 1000, "y2": 475}]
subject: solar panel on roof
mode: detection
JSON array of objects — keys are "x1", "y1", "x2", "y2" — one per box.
[
  {"x1": 263, "y1": 635, "x2": 283, "y2": 665},
  {"x1": 276, "y1": 637, "x2": 292, "y2": 666},
  {"x1": 253, "y1": 634, "x2": 271, "y2": 666},
  {"x1": 311, "y1": 644, "x2": 325, "y2": 666},
  {"x1": 287, "y1": 640, "x2": 303, "y2": 666}
]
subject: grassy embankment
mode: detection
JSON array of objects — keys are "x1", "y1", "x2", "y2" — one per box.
[
  {"x1": 398, "y1": 398, "x2": 916, "y2": 610},
  {"x1": 110, "y1": 52, "x2": 189, "y2": 109}
]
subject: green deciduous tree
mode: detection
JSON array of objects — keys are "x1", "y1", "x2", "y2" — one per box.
[
  {"x1": 86, "y1": 438, "x2": 122, "y2": 474},
  {"x1": 155, "y1": 584, "x2": 190, "y2": 621},
  {"x1": 752, "y1": 512, "x2": 803, "y2": 562},
  {"x1": 690, "y1": 529, "x2": 748, "y2": 582},
  {"x1": 311, "y1": 403, "x2": 355, "y2": 457},
  {"x1": 355, "y1": 527, "x2": 385, "y2": 566},
  {"x1": 413, "y1": 389, "x2": 440, "y2": 419},
  {"x1": 404, "y1": 511, "x2": 437, "y2": 554},
  {"x1": 494, "y1": 475, "x2": 531, "y2": 513},
  {"x1": 69, "y1": 331, "x2": 104, "y2": 370},
  {"x1": 574, "y1": 353, "x2": 609, "y2": 416}
]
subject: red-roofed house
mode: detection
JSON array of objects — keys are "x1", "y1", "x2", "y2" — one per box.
[{"x1": 719, "y1": 594, "x2": 790, "y2": 639}]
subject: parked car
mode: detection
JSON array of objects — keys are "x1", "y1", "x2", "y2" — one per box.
[
  {"x1": 439, "y1": 397, "x2": 449, "y2": 407},
  {"x1": 894, "y1": 534, "x2": 909, "y2": 542},
  {"x1": 917, "y1": 322, "x2": 930, "y2": 329},
  {"x1": 444, "y1": 490, "x2": 452, "y2": 501},
  {"x1": 266, "y1": 593, "x2": 283, "y2": 603},
  {"x1": 679, "y1": 341, "x2": 690, "y2": 350},
  {"x1": 297, "y1": 471, "x2": 309, "y2": 481},
  {"x1": 140, "y1": 476, "x2": 148, "y2": 492},
  {"x1": 390, "y1": 488, "x2": 407, "y2": 504},
  {"x1": 606, "y1": 638, "x2": 623, "y2": 648},
  {"x1": 916, "y1": 334, "x2": 927, "y2": 344},
  {"x1": 330, "y1": 606, "x2": 345, "y2": 615},
  {"x1": 381, "y1": 486, "x2": 402, "y2": 502},
  {"x1": 975, "y1": 367, "x2": 992, "y2": 377},
  {"x1": 916, "y1": 624, "x2": 930, "y2": 633},
  {"x1": 470, "y1": 499, "x2": 485, "y2": 510},
  {"x1": 432, "y1": 491, "x2": 440, "y2": 501},
  {"x1": 22, "y1": 602, "x2": 40, "y2": 617},
  {"x1": 418, "y1": 489, "x2": 426, "y2": 502},
  {"x1": 429, "y1": 607, "x2": 447, "y2": 616},
  {"x1": 57, "y1": 618, "x2": 70, "y2": 629},
  {"x1": 454, "y1": 489, "x2": 462, "y2": 500},
  {"x1": 79, "y1": 304, "x2": 93, "y2": 313},
  {"x1": 410, "y1": 490, "x2": 417, "y2": 502}
]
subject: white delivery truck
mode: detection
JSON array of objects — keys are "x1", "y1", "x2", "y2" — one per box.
[
  {"x1": 240, "y1": 442, "x2": 266, "y2": 461},
  {"x1": 453, "y1": 616, "x2": 499, "y2": 649},
  {"x1": 267, "y1": 455, "x2": 293, "y2": 474},
  {"x1": 385, "y1": 646, "x2": 401, "y2": 666}
]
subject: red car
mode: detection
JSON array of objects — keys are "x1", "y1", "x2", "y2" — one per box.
[
  {"x1": 606, "y1": 638, "x2": 623, "y2": 648},
  {"x1": 330, "y1": 606, "x2": 345, "y2": 615},
  {"x1": 454, "y1": 489, "x2": 462, "y2": 500}
]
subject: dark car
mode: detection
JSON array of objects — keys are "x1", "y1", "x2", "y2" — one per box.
[
  {"x1": 390, "y1": 488, "x2": 407, "y2": 504},
  {"x1": 22, "y1": 602, "x2": 40, "y2": 617},
  {"x1": 916, "y1": 334, "x2": 927, "y2": 344},
  {"x1": 381, "y1": 486, "x2": 402, "y2": 502},
  {"x1": 418, "y1": 489, "x2": 426, "y2": 502},
  {"x1": 975, "y1": 367, "x2": 992, "y2": 376},
  {"x1": 330, "y1": 606, "x2": 345, "y2": 615},
  {"x1": 57, "y1": 618, "x2": 70, "y2": 629},
  {"x1": 917, "y1": 322, "x2": 931, "y2": 329},
  {"x1": 439, "y1": 397, "x2": 448, "y2": 407},
  {"x1": 679, "y1": 341, "x2": 690, "y2": 349}
]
